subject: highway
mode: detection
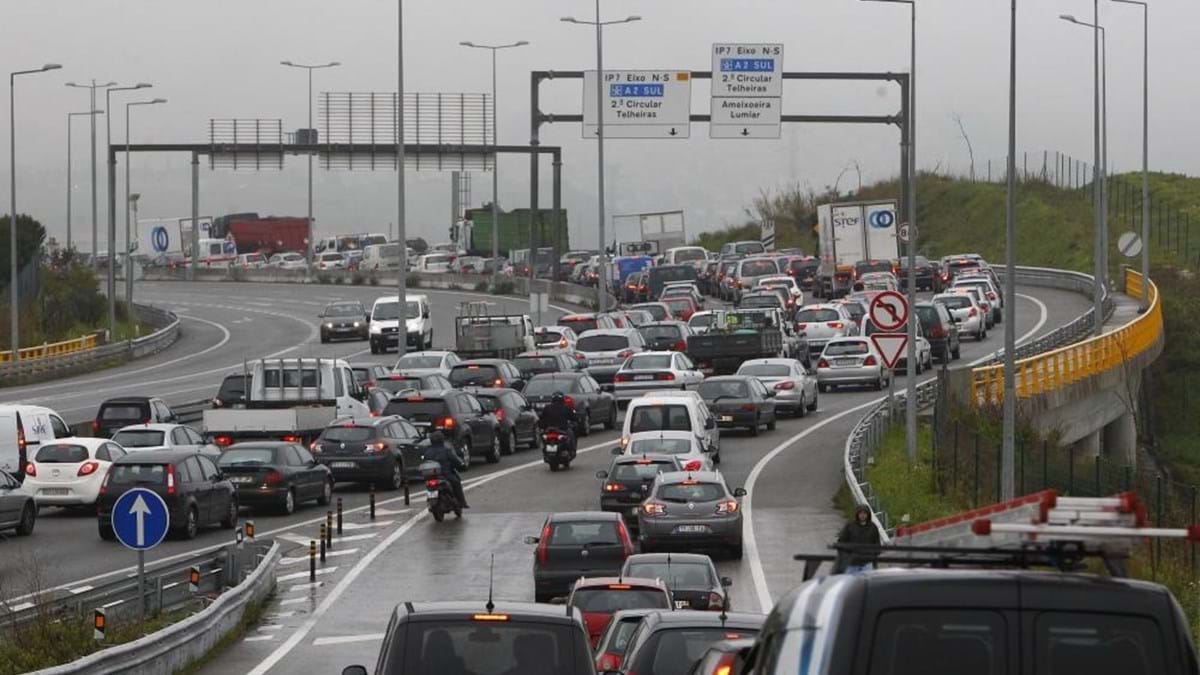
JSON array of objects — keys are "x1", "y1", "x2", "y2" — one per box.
[{"x1": 0, "y1": 279, "x2": 1088, "y2": 673}]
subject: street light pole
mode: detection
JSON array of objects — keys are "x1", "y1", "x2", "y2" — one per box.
[
  {"x1": 66, "y1": 81, "x2": 116, "y2": 259},
  {"x1": 1112, "y1": 0, "x2": 1149, "y2": 309},
  {"x1": 105, "y1": 82, "x2": 150, "y2": 339},
  {"x1": 125, "y1": 98, "x2": 166, "y2": 308},
  {"x1": 459, "y1": 40, "x2": 530, "y2": 282},
  {"x1": 396, "y1": 0, "x2": 408, "y2": 358},
  {"x1": 1002, "y1": 0, "x2": 1018, "y2": 500},
  {"x1": 280, "y1": 61, "x2": 341, "y2": 278},
  {"x1": 562, "y1": 6, "x2": 641, "y2": 313},
  {"x1": 9, "y1": 63, "x2": 61, "y2": 361},
  {"x1": 66, "y1": 110, "x2": 103, "y2": 253}
]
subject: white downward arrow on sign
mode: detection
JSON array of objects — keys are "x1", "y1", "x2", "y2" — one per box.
[{"x1": 130, "y1": 494, "x2": 152, "y2": 546}]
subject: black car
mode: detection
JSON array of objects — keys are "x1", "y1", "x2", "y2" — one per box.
[
  {"x1": 470, "y1": 388, "x2": 540, "y2": 455},
  {"x1": 339, "y1": 601, "x2": 596, "y2": 675},
  {"x1": 525, "y1": 511, "x2": 634, "y2": 603},
  {"x1": 915, "y1": 301, "x2": 962, "y2": 363},
  {"x1": 217, "y1": 442, "x2": 333, "y2": 514},
  {"x1": 0, "y1": 469, "x2": 35, "y2": 536},
  {"x1": 311, "y1": 416, "x2": 429, "y2": 488},
  {"x1": 898, "y1": 254, "x2": 938, "y2": 292},
  {"x1": 212, "y1": 374, "x2": 249, "y2": 409},
  {"x1": 93, "y1": 396, "x2": 177, "y2": 438},
  {"x1": 629, "y1": 302, "x2": 673, "y2": 323},
  {"x1": 620, "y1": 610, "x2": 764, "y2": 675},
  {"x1": 319, "y1": 300, "x2": 369, "y2": 343},
  {"x1": 349, "y1": 364, "x2": 392, "y2": 389},
  {"x1": 384, "y1": 391, "x2": 501, "y2": 467},
  {"x1": 97, "y1": 450, "x2": 237, "y2": 541},
  {"x1": 698, "y1": 376, "x2": 778, "y2": 436},
  {"x1": 523, "y1": 372, "x2": 618, "y2": 437},
  {"x1": 558, "y1": 312, "x2": 617, "y2": 335},
  {"x1": 512, "y1": 351, "x2": 581, "y2": 379},
  {"x1": 365, "y1": 388, "x2": 393, "y2": 416},
  {"x1": 787, "y1": 256, "x2": 820, "y2": 291},
  {"x1": 621, "y1": 553, "x2": 732, "y2": 611},
  {"x1": 637, "y1": 321, "x2": 692, "y2": 352},
  {"x1": 596, "y1": 453, "x2": 685, "y2": 527},
  {"x1": 374, "y1": 373, "x2": 453, "y2": 395},
  {"x1": 448, "y1": 359, "x2": 526, "y2": 391}
]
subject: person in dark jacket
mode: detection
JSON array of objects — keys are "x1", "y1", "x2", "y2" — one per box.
[
  {"x1": 538, "y1": 391, "x2": 578, "y2": 454},
  {"x1": 834, "y1": 505, "x2": 881, "y2": 573},
  {"x1": 423, "y1": 431, "x2": 468, "y2": 509}
]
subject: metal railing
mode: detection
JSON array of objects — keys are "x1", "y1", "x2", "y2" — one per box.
[
  {"x1": 971, "y1": 269, "x2": 1162, "y2": 405},
  {"x1": 0, "y1": 333, "x2": 99, "y2": 363}
]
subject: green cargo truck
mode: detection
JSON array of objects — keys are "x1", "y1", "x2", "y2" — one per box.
[{"x1": 466, "y1": 207, "x2": 569, "y2": 257}]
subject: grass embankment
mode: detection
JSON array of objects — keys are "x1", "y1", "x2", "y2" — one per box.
[{"x1": 0, "y1": 608, "x2": 195, "y2": 675}]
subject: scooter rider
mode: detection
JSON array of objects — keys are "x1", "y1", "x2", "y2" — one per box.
[
  {"x1": 424, "y1": 431, "x2": 468, "y2": 509},
  {"x1": 538, "y1": 391, "x2": 578, "y2": 454}
]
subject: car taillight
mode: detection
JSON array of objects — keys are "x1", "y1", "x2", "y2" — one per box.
[
  {"x1": 597, "y1": 654, "x2": 621, "y2": 672},
  {"x1": 931, "y1": 327, "x2": 946, "y2": 338},
  {"x1": 683, "y1": 459, "x2": 703, "y2": 471},
  {"x1": 827, "y1": 322, "x2": 844, "y2": 329},
  {"x1": 24, "y1": 463, "x2": 36, "y2": 477},
  {"x1": 740, "y1": 404, "x2": 756, "y2": 412},
  {"x1": 613, "y1": 373, "x2": 630, "y2": 383},
  {"x1": 215, "y1": 435, "x2": 233, "y2": 448},
  {"x1": 656, "y1": 372, "x2": 676, "y2": 381},
  {"x1": 717, "y1": 499, "x2": 740, "y2": 514},
  {"x1": 436, "y1": 416, "x2": 456, "y2": 429},
  {"x1": 92, "y1": 420, "x2": 101, "y2": 435},
  {"x1": 987, "y1": 291, "x2": 996, "y2": 300},
  {"x1": 818, "y1": 358, "x2": 830, "y2": 368},
  {"x1": 166, "y1": 464, "x2": 177, "y2": 496},
  {"x1": 563, "y1": 396, "x2": 576, "y2": 410},
  {"x1": 17, "y1": 425, "x2": 26, "y2": 453},
  {"x1": 98, "y1": 467, "x2": 112, "y2": 496},
  {"x1": 617, "y1": 349, "x2": 634, "y2": 359},
  {"x1": 265, "y1": 470, "x2": 284, "y2": 486},
  {"x1": 864, "y1": 355, "x2": 878, "y2": 366},
  {"x1": 617, "y1": 519, "x2": 634, "y2": 558},
  {"x1": 426, "y1": 478, "x2": 439, "y2": 490},
  {"x1": 494, "y1": 409, "x2": 506, "y2": 422},
  {"x1": 364, "y1": 442, "x2": 386, "y2": 454},
  {"x1": 545, "y1": 431, "x2": 561, "y2": 442},
  {"x1": 77, "y1": 461, "x2": 99, "y2": 477},
  {"x1": 536, "y1": 522, "x2": 552, "y2": 564},
  {"x1": 672, "y1": 340, "x2": 687, "y2": 352},
  {"x1": 708, "y1": 592, "x2": 726, "y2": 611},
  {"x1": 493, "y1": 378, "x2": 504, "y2": 387},
  {"x1": 642, "y1": 501, "x2": 666, "y2": 516},
  {"x1": 603, "y1": 482, "x2": 625, "y2": 492},
  {"x1": 310, "y1": 441, "x2": 323, "y2": 453},
  {"x1": 559, "y1": 338, "x2": 568, "y2": 348},
  {"x1": 968, "y1": 307, "x2": 977, "y2": 317},
  {"x1": 774, "y1": 380, "x2": 796, "y2": 390},
  {"x1": 281, "y1": 435, "x2": 301, "y2": 443}
]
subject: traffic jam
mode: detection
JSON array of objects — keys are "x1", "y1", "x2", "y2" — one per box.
[{"x1": 3, "y1": 238, "x2": 1192, "y2": 675}]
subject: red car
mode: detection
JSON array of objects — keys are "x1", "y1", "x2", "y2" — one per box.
[
  {"x1": 566, "y1": 576, "x2": 672, "y2": 648},
  {"x1": 594, "y1": 608, "x2": 657, "y2": 673},
  {"x1": 663, "y1": 297, "x2": 697, "y2": 321}
]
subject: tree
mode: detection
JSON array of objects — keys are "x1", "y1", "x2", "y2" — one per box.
[{"x1": 0, "y1": 214, "x2": 47, "y2": 283}]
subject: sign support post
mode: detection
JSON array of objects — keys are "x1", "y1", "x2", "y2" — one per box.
[{"x1": 137, "y1": 549, "x2": 146, "y2": 623}]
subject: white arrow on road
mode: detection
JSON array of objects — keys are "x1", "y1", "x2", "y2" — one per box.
[{"x1": 130, "y1": 494, "x2": 151, "y2": 547}]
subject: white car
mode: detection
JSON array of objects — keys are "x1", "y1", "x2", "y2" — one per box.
[
  {"x1": 415, "y1": 253, "x2": 453, "y2": 273},
  {"x1": 370, "y1": 294, "x2": 432, "y2": 354},
  {"x1": 934, "y1": 292, "x2": 987, "y2": 340},
  {"x1": 736, "y1": 358, "x2": 819, "y2": 417},
  {"x1": 112, "y1": 423, "x2": 220, "y2": 456},
  {"x1": 816, "y1": 337, "x2": 889, "y2": 391},
  {"x1": 620, "y1": 393, "x2": 720, "y2": 460},
  {"x1": 269, "y1": 252, "x2": 307, "y2": 270},
  {"x1": 393, "y1": 350, "x2": 461, "y2": 379},
  {"x1": 316, "y1": 251, "x2": 347, "y2": 270},
  {"x1": 951, "y1": 275, "x2": 1003, "y2": 324},
  {"x1": 618, "y1": 430, "x2": 714, "y2": 470},
  {"x1": 235, "y1": 252, "x2": 268, "y2": 269},
  {"x1": 612, "y1": 351, "x2": 705, "y2": 402},
  {"x1": 687, "y1": 311, "x2": 714, "y2": 335},
  {"x1": 795, "y1": 304, "x2": 858, "y2": 357},
  {"x1": 862, "y1": 319, "x2": 934, "y2": 374},
  {"x1": 755, "y1": 275, "x2": 804, "y2": 309},
  {"x1": 950, "y1": 286, "x2": 995, "y2": 329},
  {"x1": 534, "y1": 325, "x2": 579, "y2": 352},
  {"x1": 22, "y1": 437, "x2": 128, "y2": 507}
]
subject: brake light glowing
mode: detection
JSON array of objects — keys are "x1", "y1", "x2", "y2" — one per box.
[
  {"x1": 863, "y1": 355, "x2": 878, "y2": 366},
  {"x1": 563, "y1": 396, "x2": 576, "y2": 410},
  {"x1": 774, "y1": 381, "x2": 795, "y2": 390},
  {"x1": 166, "y1": 464, "x2": 177, "y2": 496},
  {"x1": 536, "y1": 522, "x2": 552, "y2": 564},
  {"x1": 92, "y1": 420, "x2": 101, "y2": 435},
  {"x1": 827, "y1": 322, "x2": 844, "y2": 329},
  {"x1": 98, "y1": 467, "x2": 112, "y2": 496},
  {"x1": 265, "y1": 470, "x2": 284, "y2": 486},
  {"x1": 215, "y1": 435, "x2": 233, "y2": 448},
  {"x1": 472, "y1": 614, "x2": 510, "y2": 622},
  {"x1": 17, "y1": 425, "x2": 25, "y2": 452},
  {"x1": 545, "y1": 431, "x2": 561, "y2": 442},
  {"x1": 77, "y1": 461, "x2": 99, "y2": 477},
  {"x1": 617, "y1": 518, "x2": 635, "y2": 557},
  {"x1": 717, "y1": 499, "x2": 740, "y2": 514},
  {"x1": 426, "y1": 478, "x2": 439, "y2": 489},
  {"x1": 683, "y1": 460, "x2": 703, "y2": 471},
  {"x1": 672, "y1": 340, "x2": 687, "y2": 352},
  {"x1": 642, "y1": 501, "x2": 666, "y2": 516},
  {"x1": 281, "y1": 435, "x2": 301, "y2": 443},
  {"x1": 613, "y1": 373, "x2": 630, "y2": 383},
  {"x1": 559, "y1": 338, "x2": 568, "y2": 348},
  {"x1": 494, "y1": 409, "x2": 506, "y2": 422},
  {"x1": 364, "y1": 442, "x2": 386, "y2": 453},
  {"x1": 608, "y1": 584, "x2": 632, "y2": 590},
  {"x1": 968, "y1": 307, "x2": 977, "y2": 317},
  {"x1": 656, "y1": 372, "x2": 676, "y2": 381},
  {"x1": 24, "y1": 463, "x2": 36, "y2": 477},
  {"x1": 436, "y1": 416, "x2": 455, "y2": 430},
  {"x1": 617, "y1": 349, "x2": 634, "y2": 359},
  {"x1": 603, "y1": 482, "x2": 624, "y2": 492},
  {"x1": 817, "y1": 359, "x2": 830, "y2": 368}
]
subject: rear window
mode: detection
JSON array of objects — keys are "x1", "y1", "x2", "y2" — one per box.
[
  {"x1": 627, "y1": 438, "x2": 692, "y2": 456},
  {"x1": 868, "y1": 609, "x2": 1008, "y2": 675},
  {"x1": 825, "y1": 341, "x2": 870, "y2": 356},
  {"x1": 109, "y1": 463, "x2": 167, "y2": 485},
  {"x1": 378, "y1": 377, "x2": 423, "y2": 393},
  {"x1": 629, "y1": 405, "x2": 692, "y2": 433},
  {"x1": 915, "y1": 306, "x2": 940, "y2": 327},
  {"x1": 698, "y1": 380, "x2": 749, "y2": 399},
  {"x1": 1032, "y1": 612, "x2": 1166, "y2": 674},
  {"x1": 385, "y1": 399, "x2": 450, "y2": 418},
  {"x1": 549, "y1": 520, "x2": 621, "y2": 546},
  {"x1": 937, "y1": 296, "x2": 973, "y2": 309},
  {"x1": 111, "y1": 430, "x2": 166, "y2": 448},
  {"x1": 740, "y1": 260, "x2": 778, "y2": 277},
  {"x1": 535, "y1": 331, "x2": 568, "y2": 347},
  {"x1": 571, "y1": 588, "x2": 670, "y2": 613},
  {"x1": 634, "y1": 305, "x2": 669, "y2": 321},
  {"x1": 640, "y1": 325, "x2": 682, "y2": 341},
  {"x1": 475, "y1": 395, "x2": 500, "y2": 413},
  {"x1": 513, "y1": 357, "x2": 560, "y2": 374},
  {"x1": 100, "y1": 404, "x2": 148, "y2": 421},
  {"x1": 734, "y1": 242, "x2": 765, "y2": 254},
  {"x1": 658, "y1": 482, "x2": 725, "y2": 503},
  {"x1": 856, "y1": 260, "x2": 893, "y2": 274},
  {"x1": 672, "y1": 248, "x2": 707, "y2": 263},
  {"x1": 320, "y1": 427, "x2": 375, "y2": 442},
  {"x1": 738, "y1": 364, "x2": 790, "y2": 377},
  {"x1": 790, "y1": 259, "x2": 819, "y2": 274},
  {"x1": 219, "y1": 448, "x2": 277, "y2": 466},
  {"x1": 741, "y1": 296, "x2": 781, "y2": 308},
  {"x1": 524, "y1": 377, "x2": 577, "y2": 396},
  {"x1": 578, "y1": 335, "x2": 629, "y2": 352},
  {"x1": 624, "y1": 355, "x2": 673, "y2": 371},
  {"x1": 613, "y1": 461, "x2": 676, "y2": 480},
  {"x1": 560, "y1": 317, "x2": 599, "y2": 333},
  {"x1": 450, "y1": 365, "x2": 501, "y2": 386},
  {"x1": 392, "y1": 620, "x2": 591, "y2": 675},
  {"x1": 632, "y1": 627, "x2": 760, "y2": 675},
  {"x1": 35, "y1": 444, "x2": 89, "y2": 463},
  {"x1": 796, "y1": 309, "x2": 841, "y2": 322},
  {"x1": 396, "y1": 355, "x2": 444, "y2": 369},
  {"x1": 624, "y1": 562, "x2": 714, "y2": 588}
]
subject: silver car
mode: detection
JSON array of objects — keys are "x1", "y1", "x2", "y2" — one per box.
[
  {"x1": 613, "y1": 352, "x2": 705, "y2": 402},
  {"x1": 577, "y1": 328, "x2": 647, "y2": 386},
  {"x1": 732, "y1": 257, "x2": 782, "y2": 303},
  {"x1": 736, "y1": 358, "x2": 818, "y2": 417},
  {"x1": 392, "y1": 350, "x2": 461, "y2": 378},
  {"x1": 816, "y1": 337, "x2": 889, "y2": 392},
  {"x1": 795, "y1": 304, "x2": 857, "y2": 357},
  {"x1": 934, "y1": 292, "x2": 987, "y2": 340}
]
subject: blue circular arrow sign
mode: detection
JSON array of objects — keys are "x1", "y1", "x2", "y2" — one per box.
[
  {"x1": 151, "y1": 226, "x2": 170, "y2": 253},
  {"x1": 868, "y1": 210, "x2": 895, "y2": 229},
  {"x1": 111, "y1": 487, "x2": 170, "y2": 551}
]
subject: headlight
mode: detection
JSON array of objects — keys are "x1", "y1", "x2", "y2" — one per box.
[
  {"x1": 324, "y1": 323, "x2": 333, "y2": 329},
  {"x1": 353, "y1": 322, "x2": 361, "y2": 328},
  {"x1": 369, "y1": 325, "x2": 382, "y2": 335}
]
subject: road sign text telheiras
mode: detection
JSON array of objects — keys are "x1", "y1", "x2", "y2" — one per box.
[
  {"x1": 711, "y1": 43, "x2": 783, "y2": 139},
  {"x1": 583, "y1": 71, "x2": 691, "y2": 139}
]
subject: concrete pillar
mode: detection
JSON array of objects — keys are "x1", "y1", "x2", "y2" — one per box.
[
  {"x1": 1074, "y1": 429, "x2": 1101, "y2": 458},
  {"x1": 1104, "y1": 411, "x2": 1138, "y2": 467}
]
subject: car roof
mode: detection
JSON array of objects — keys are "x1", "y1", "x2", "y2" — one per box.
[
  {"x1": 741, "y1": 358, "x2": 800, "y2": 367},
  {"x1": 627, "y1": 430, "x2": 698, "y2": 442},
  {"x1": 656, "y1": 470, "x2": 725, "y2": 485},
  {"x1": 614, "y1": 453, "x2": 681, "y2": 465},
  {"x1": 100, "y1": 396, "x2": 153, "y2": 405},
  {"x1": 701, "y1": 375, "x2": 754, "y2": 383},
  {"x1": 226, "y1": 441, "x2": 294, "y2": 449},
  {"x1": 454, "y1": 359, "x2": 509, "y2": 366},
  {"x1": 628, "y1": 393, "x2": 702, "y2": 406},
  {"x1": 392, "y1": 601, "x2": 585, "y2": 625},
  {"x1": 578, "y1": 328, "x2": 637, "y2": 337},
  {"x1": 113, "y1": 448, "x2": 204, "y2": 463},
  {"x1": 625, "y1": 552, "x2": 715, "y2": 566},
  {"x1": 529, "y1": 372, "x2": 585, "y2": 380},
  {"x1": 572, "y1": 577, "x2": 670, "y2": 591},
  {"x1": 399, "y1": 350, "x2": 452, "y2": 357},
  {"x1": 640, "y1": 609, "x2": 765, "y2": 630},
  {"x1": 548, "y1": 511, "x2": 623, "y2": 523},
  {"x1": 329, "y1": 416, "x2": 394, "y2": 427},
  {"x1": 116, "y1": 423, "x2": 183, "y2": 432},
  {"x1": 461, "y1": 388, "x2": 516, "y2": 396},
  {"x1": 561, "y1": 313, "x2": 598, "y2": 320},
  {"x1": 38, "y1": 436, "x2": 110, "y2": 449},
  {"x1": 799, "y1": 303, "x2": 846, "y2": 311}
]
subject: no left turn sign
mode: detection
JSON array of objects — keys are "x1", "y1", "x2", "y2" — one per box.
[{"x1": 869, "y1": 291, "x2": 909, "y2": 332}]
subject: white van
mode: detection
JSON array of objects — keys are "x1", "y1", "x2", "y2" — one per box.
[
  {"x1": 663, "y1": 246, "x2": 710, "y2": 269},
  {"x1": 369, "y1": 294, "x2": 432, "y2": 354},
  {"x1": 362, "y1": 243, "x2": 404, "y2": 272},
  {"x1": 415, "y1": 253, "x2": 453, "y2": 274},
  {"x1": 620, "y1": 393, "x2": 721, "y2": 462},
  {"x1": 189, "y1": 238, "x2": 236, "y2": 269},
  {"x1": 0, "y1": 405, "x2": 73, "y2": 479}
]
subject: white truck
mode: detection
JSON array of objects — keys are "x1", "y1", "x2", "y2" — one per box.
[
  {"x1": 202, "y1": 358, "x2": 371, "y2": 447},
  {"x1": 815, "y1": 200, "x2": 899, "y2": 299}
]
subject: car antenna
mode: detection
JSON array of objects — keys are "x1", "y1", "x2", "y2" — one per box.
[
  {"x1": 667, "y1": 552, "x2": 674, "y2": 611},
  {"x1": 485, "y1": 554, "x2": 495, "y2": 614}
]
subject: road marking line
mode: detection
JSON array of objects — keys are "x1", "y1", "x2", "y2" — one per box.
[
  {"x1": 10, "y1": 602, "x2": 33, "y2": 611},
  {"x1": 286, "y1": 581, "x2": 325, "y2": 593},
  {"x1": 370, "y1": 508, "x2": 410, "y2": 516},
  {"x1": 339, "y1": 520, "x2": 394, "y2": 530},
  {"x1": 267, "y1": 611, "x2": 297, "y2": 620},
  {"x1": 279, "y1": 549, "x2": 359, "y2": 566},
  {"x1": 68, "y1": 586, "x2": 93, "y2": 594},
  {"x1": 278, "y1": 567, "x2": 338, "y2": 583},
  {"x1": 244, "y1": 635, "x2": 276, "y2": 642},
  {"x1": 312, "y1": 633, "x2": 386, "y2": 647},
  {"x1": 258, "y1": 624, "x2": 283, "y2": 632},
  {"x1": 331, "y1": 533, "x2": 379, "y2": 544},
  {"x1": 277, "y1": 533, "x2": 314, "y2": 546},
  {"x1": 278, "y1": 597, "x2": 310, "y2": 607}
]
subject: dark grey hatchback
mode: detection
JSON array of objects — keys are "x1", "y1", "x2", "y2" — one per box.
[{"x1": 697, "y1": 376, "x2": 777, "y2": 436}]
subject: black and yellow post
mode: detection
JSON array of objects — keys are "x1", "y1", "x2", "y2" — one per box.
[
  {"x1": 369, "y1": 484, "x2": 376, "y2": 520},
  {"x1": 319, "y1": 523, "x2": 327, "y2": 562},
  {"x1": 336, "y1": 497, "x2": 343, "y2": 535},
  {"x1": 325, "y1": 511, "x2": 334, "y2": 549},
  {"x1": 309, "y1": 540, "x2": 316, "y2": 582}
]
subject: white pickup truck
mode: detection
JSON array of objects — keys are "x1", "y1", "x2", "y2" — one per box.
[{"x1": 202, "y1": 358, "x2": 371, "y2": 447}]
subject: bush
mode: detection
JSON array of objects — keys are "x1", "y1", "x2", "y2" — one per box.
[
  {"x1": 491, "y1": 280, "x2": 516, "y2": 296},
  {"x1": 351, "y1": 272, "x2": 366, "y2": 286}
]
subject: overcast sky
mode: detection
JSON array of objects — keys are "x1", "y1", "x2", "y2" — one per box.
[{"x1": 4, "y1": 0, "x2": 1197, "y2": 252}]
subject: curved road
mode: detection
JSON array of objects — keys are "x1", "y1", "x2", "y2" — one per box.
[{"x1": 0, "y1": 280, "x2": 1091, "y2": 674}]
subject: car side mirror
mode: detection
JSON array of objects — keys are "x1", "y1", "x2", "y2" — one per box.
[
  {"x1": 721, "y1": 576, "x2": 733, "y2": 587},
  {"x1": 342, "y1": 667, "x2": 369, "y2": 675},
  {"x1": 523, "y1": 535, "x2": 541, "y2": 545},
  {"x1": 733, "y1": 487, "x2": 747, "y2": 497},
  {"x1": 423, "y1": 310, "x2": 430, "y2": 319},
  {"x1": 611, "y1": 447, "x2": 623, "y2": 456},
  {"x1": 595, "y1": 470, "x2": 610, "y2": 479},
  {"x1": 705, "y1": 418, "x2": 716, "y2": 430},
  {"x1": 766, "y1": 391, "x2": 776, "y2": 398},
  {"x1": 601, "y1": 384, "x2": 615, "y2": 393},
  {"x1": 512, "y1": 380, "x2": 526, "y2": 392}
]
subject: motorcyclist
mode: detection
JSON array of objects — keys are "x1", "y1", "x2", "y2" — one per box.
[
  {"x1": 423, "y1": 431, "x2": 468, "y2": 509},
  {"x1": 538, "y1": 391, "x2": 578, "y2": 455},
  {"x1": 834, "y1": 505, "x2": 881, "y2": 573}
]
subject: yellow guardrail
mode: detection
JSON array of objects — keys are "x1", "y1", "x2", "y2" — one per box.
[
  {"x1": 971, "y1": 268, "x2": 1162, "y2": 405},
  {"x1": 0, "y1": 334, "x2": 98, "y2": 364}
]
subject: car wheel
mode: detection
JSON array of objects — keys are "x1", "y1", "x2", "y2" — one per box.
[
  {"x1": 179, "y1": 505, "x2": 199, "y2": 540},
  {"x1": 767, "y1": 413, "x2": 777, "y2": 431},
  {"x1": 796, "y1": 397, "x2": 807, "y2": 418},
  {"x1": 818, "y1": 383, "x2": 828, "y2": 393},
  {"x1": 578, "y1": 410, "x2": 592, "y2": 437},
  {"x1": 221, "y1": 499, "x2": 238, "y2": 529},
  {"x1": 487, "y1": 434, "x2": 502, "y2": 464},
  {"x1": 457, "y1": 438, "x2": 472, "y2": 471},
  {"x1": 750, "y1": 417, "x2": 761, "y2": 437},
  {"x1": 807, "y1": 393, "x2": 819, "y2": 412},
  {"x1": 425, "y1": 332, "x2": 433, "y2": 350},
  {"x1": 389, "y1": 462, "x2": 404, "y2": 490},
  {"x1": 431, "y1": 503, "x2": 445, "y2": 522},
  {"x1": 502, "y1": 430, "x2": 516, "y2": 456},
  {"x1": 281, "y1": 489, "x2": 296, "y2": 515},
  {"x1": 16, "y1": 502, "x2": 35, "y2": 536},
  {"x1": 99, "y1": 522, "x2": 116, "y2": 541},
  {"x1": 317, "y1": 478, "x2": 333, "y2": 505},
  {"x1": 729, "y1": 543, "x2": 744, "y2": 560},
  {"x1": 320, "y1": 333, "x2": 329, "y2": 344},
  {"x1": 605, "y1": 405, "x2": 617, "y2": 431},
  {"x1": 952, "y1": 344, "x2": 962, "y2": 360},
  {"x1": 548, "y1": 461, "x2": 559, "y2": 472}
]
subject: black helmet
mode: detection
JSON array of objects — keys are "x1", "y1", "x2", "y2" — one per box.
[
  {"x1": 429, "y1": 431, "x2": 445, "y2": 445},
  {"x1": 552, "y1": 391, "x2": 566, "y2": 403}
]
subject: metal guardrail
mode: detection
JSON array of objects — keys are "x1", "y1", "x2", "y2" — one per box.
[{"x1": 0, "y1": 334, "x2": 99, "y2": 363}]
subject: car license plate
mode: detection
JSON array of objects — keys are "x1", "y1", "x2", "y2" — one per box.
[
  {"x1": 331, "y1": 461, "x2": 356, "y2": 469},
  {"x1": 835, "y1": 358, "x2": 857, "y2": 366},
  {"x1": 675, "y1": 525, "x2": 710, "y2": 534},
  {"x1": 674, "y1": 600, "x2": 691, "y2": 609},
  {"x1": 634, "y1": 374, "x2": 654, "y2": 381},
  {"x1": 719, "y1": 415, "x2": 733, "y2": 423},
  {"x1": 426, "y1": 490, "x2": 438, "y2": 499},
  {"x1": 591, "y1": 358, "x2": 614, "y2": 366},
  {"x1": 229, "y1": 476, "x2": 255, "y2": 484},
  {"x1": 40, "y1": 487, "x2": 69, "y2": 495}
]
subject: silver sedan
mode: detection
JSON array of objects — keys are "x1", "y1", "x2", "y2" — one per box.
[
  {"x1": 816, "y1": 337, "x2": 889, "y2": 391},
  {"x1": 736, "y1": 358, "x2": 818, "y2": 417}
]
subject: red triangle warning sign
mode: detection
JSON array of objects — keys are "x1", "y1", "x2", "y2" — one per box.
[{"x1": 870, "y1": 333, "x2": 909, "y2": 370}]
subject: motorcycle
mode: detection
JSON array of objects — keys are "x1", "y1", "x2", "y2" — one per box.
[
  {"x1": 419, "y1": 460, "x2": 462, "y2": 522},
  {"x1": 541, "y1": 427, "x2": 576, "y2": 471}
]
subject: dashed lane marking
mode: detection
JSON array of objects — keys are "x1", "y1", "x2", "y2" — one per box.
[
  {"x1": 311, "y1": 634, "x2": 386, "y2": 647},
  {"x1": 278, "y1": 567, "x2": 338, "y2": 583},
  {"x1": 280, "y1": 549, "x2": 359, "y2": 566}
]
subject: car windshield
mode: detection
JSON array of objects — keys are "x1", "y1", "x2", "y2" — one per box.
[
  {"x1": 629, "y1": 405, "x2": 692, "y2": 433},
  {"x1": 825, "y1": 342, "x2": 870, "y2": 356},
  {"x1": 373, "y1": 301, "x2": 420, "y2": 321},
  {"x1": 560, "y1": 317, "x2": 598, "y2": 333},
  {"x1": 392, "y1": 620, "x2": 590, "y2": 675},
  {"x1": 513, "y1": 356, "x2": 560, "y2": 374},
  {"x1": 111, "y1": 430, "x2": 166, "y2": 448},
  {"x1": 578, "y1": 335, "x2": 629, "y2": 352},
  {"x1": 937, "y1": 296, "x2": 973, "y2": 309},
  {"x1": 796, "y1": 308, "x2": 841, "y2": 322},
  {"x1": 109, "y1": 464, "x2": 167, "y2": 485},
  {"x1": 625, "y1": 563, "x2": 714, "y2": 588},
  {"x1": 572, "y1": 588, "x2": 670, "y2": 613},
  {"x1": 321, "y1": 427, "x2": 375, "y2": 442},
  {"x1": 396, "y1": 355, "x2": 444, "y2": 369},
  {"x1": 450, "y1": 365, "x2": 502, "y2": 386},
  {"x1": 219, "y1": 448, "x2": 277, "y2": 466},
  {"x1": 325, "y1": 304, "x2": 363, "y2": 317},
  {"x1": 624, "y1": 355, "x2": 673, "y2": 371},
  {"x1": 740, "y1": 260, "x2": 778, "y2": 277},
  {"x1": 633, "y1": 627, "x2": 760, "y2": 675},
  {"x1": 35, "y1": 444, "x2": 89, "y2": 463},
  {"x1": 524, "y1": 377, "x2": 575, "y2": 396},
  {"x1": 100, "y1": 404, "x2": 147, "y2": 421},
  {"x1": 739, "y1": 364, "x2": 791, "y2": 377},
  {"x1": 699, "y1": 380, "x2": 749, "y2": 399},
  {"x1": 627, "y1": 438, "x2": 693, "y2": 455}
]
